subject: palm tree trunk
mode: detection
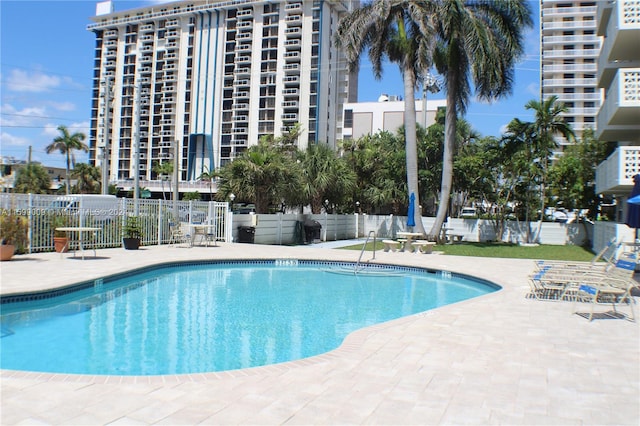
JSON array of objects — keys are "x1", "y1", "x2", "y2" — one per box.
[
  {"x1": 403, "y1": 66, "x2": 426, "y2": 236},
  {"x1": 429, "y1": 72, "x2": 457, "y2": 241},
  {"x1": 65, "y1": 151, "x2": 71, "y2": 195}
]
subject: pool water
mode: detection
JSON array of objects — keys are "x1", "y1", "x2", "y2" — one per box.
[{"x1": 0, "y1": 262, "x2": 498, "y2": 375}]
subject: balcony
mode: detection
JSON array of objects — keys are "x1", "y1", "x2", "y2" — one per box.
[
  {"x1": 285, "y1": 3, "x2": 302, "y2": 11},
  {"x1": 237, "y1": 32, "x2": 252, "y2": 40},
  {"x1": 597, "y1": 0, "x2": 640, "y2": 87},
  {"x1": 542, "y1": 20, "x2": 596, "y2": 31},
  {"x1": 286, "y1": 15, "x2": 302, "y2": 25},
  {"x1": 597, "y1": 68, "x2": 640, "y2": 142},
  {"x1": 596, "y1": 146, "x2": 640, "y2": 194},
  {"x1": 543, "y1": 5, "x2": 597, "y2": 17},
  {"x1": 237, "y1": 9, "x2": 253, "y2": 18},
  {"x1": 544, "y1": 77, "x2": 598, "y2": 87},
  {"x1": 284, "y1": 51, "x2": 300, "y2": 61},
  {"x1": 543, "y1": 63, "x2": 597, "y2": 74},
  {"x1": 285, "y1": 27, "x2": 301, "y2": 37},
  {"x1": 544, "y1": 49, "x2": 600, "y2": 59},
  {"x1": 238, "y1": 20, "x2": 252, "y2": 29}
]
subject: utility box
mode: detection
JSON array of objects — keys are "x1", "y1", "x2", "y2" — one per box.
[{"x1": 237, "y1": 226, "x2": 255, "y2": 243}]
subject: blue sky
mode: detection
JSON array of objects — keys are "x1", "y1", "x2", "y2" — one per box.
[{"x1": 0, "y1": 0, "x2": 540, "y2": 169}]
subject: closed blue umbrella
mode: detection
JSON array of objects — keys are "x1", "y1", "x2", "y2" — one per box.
[
  {"x1": 407, "y1": 192, "x2": 416, "y2": 227},
  {"x1": 625, "y1": 174, "x2": 640, "y2": 240}
]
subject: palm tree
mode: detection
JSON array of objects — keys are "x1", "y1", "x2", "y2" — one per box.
[
  {"x1": 198, "y1": 166, "x2": 217, "y2": 201},
  {"x1": 427, "y1": 0, "x2": 533, "y2": 240},
  {"x1": 336, "y1": 0, "x2": 436, "y2": 235},
  {"x1": 71, "y1": 163, "x2": 101, "y2": 194},
  {"x1": 217, "y1": 140, "x2": 302, "y2": 213},
  {"x1": 45, "y1": 125, "x2": 89, "y2": 195},
  {"x1": 14, "y1": 163, "x2": 51, "y2": 194},
  {"x1": 525, "y1": 95, "x2": 575, "y2": 240},
  {"x1": 298, "y1": 143, "x2": 356, "y2": 213},
  {"x1": 152, "y1": 161, "x2": 173, "y2": 201}
]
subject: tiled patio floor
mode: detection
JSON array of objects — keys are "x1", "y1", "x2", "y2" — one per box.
[{"x1": 1, "y1": 243, "x2": 638, "y2": 425}]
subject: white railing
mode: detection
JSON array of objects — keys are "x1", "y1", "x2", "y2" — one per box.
[{"x1": 0, "y1": 194, "x2": 230, "y2": 253}]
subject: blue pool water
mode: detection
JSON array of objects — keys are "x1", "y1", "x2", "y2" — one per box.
[{"x1": 0, "y1": 261, "x2": 498, "y2": 375}]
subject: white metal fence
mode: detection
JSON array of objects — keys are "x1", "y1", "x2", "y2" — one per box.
[{"x1": 0, "y1": 194, "x2": 230, "y2": 253}]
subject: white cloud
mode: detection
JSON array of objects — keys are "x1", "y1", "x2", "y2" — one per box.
[
  {"x1": 49, "y1": 101, "x2": 76, "y2": 112},
  {"x1": 0, "y1": 104, "x2": 47, "y2": 127},
  {"x1": 42, "y1": 121, "x2": 91, "y2": 138},
  {"x1": 0, "y1": 132, "x2": 30, "y2": 146},
  {"x1": 6, "y1": 69, "x2": 60, "y2": 92},
  {"x1": 525, "y1": 82, "x2": 539, "y2": 97}
]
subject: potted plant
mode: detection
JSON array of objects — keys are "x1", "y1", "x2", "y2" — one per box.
[
  {"x1": 0, "y1": 210, "x2": 29, "y2": 261},
  {"x1": 122, "y1": 215, "x2": 143, "y2": 250},
  {"x1": 51, "y1": 214, "x2": 70, "y2": 253}
]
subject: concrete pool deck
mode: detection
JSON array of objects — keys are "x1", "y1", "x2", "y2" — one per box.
[{"x1": 1, "y1": 242, "x2": 638, "y2": 425}]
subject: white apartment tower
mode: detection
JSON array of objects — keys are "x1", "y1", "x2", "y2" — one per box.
[
  {"x1": 87, "y1": 0, "x2": 356, "y2": 186},
  {"x1": 540, "y1": 0, "x2": 602, "y2": 151}
]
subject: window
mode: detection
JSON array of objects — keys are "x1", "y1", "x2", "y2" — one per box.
[{"x1": 344, "y1": 109, "x2": 353, "y2": 127}]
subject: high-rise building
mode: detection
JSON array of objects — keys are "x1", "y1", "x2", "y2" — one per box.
[
  {"x1": 87, "y1": 0, "x2": 356, "y2": 190},
  {"x1": 540, "y1": 0, "x2": 601, "y2": 153}
]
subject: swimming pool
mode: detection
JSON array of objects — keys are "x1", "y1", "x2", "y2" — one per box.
[{"x1": 0, "y1": 260, "x2": 499, "y2": 376}]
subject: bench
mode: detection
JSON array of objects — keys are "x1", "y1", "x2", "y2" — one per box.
[
  {"x1": 446, "y1": 233, "x2": 464, "y2": 244},
  {"x1": 382, "y1": 240, "x2": 401, "y2": 252},
  {"x1": 410, "y1": 240, "x2": 436, "y2": 254}
]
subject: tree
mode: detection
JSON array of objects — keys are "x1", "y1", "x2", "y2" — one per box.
[
  {"x1": 298, "y1": 143, "x2": 356, "y2": 214},
  {"x1": 548, "y1": 128, "x2": 606, "y2": 220},
  {"x1": 197, "y1": 166, "x2": 217, "y2": 201},
  {"x1": 71, "y1": 163, "x2": 101, "y2": 194},
  {"x1": 14, "y1": 163, "x2": 50, "y2": 194},
  {"x1": 524, "y1": 95, "x2": 576, "y2": 237},
  {"x1": 152, "y1": 161, "x2": 173, "y2": 201},
  {"x1": 45, "y1": 125, "x2": 89, "y2": 195},
  {"x1": 216, "y1": 140, "x2": 302, "y2": 213},
  {"x1": 336, "y1": 0, "x2": 435, "y2": 234},
  {"x1": 428, "y1": 0, "x2": 533, "y2": 240}
]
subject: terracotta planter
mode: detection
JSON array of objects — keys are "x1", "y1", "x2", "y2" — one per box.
[
  {"x1": 0, "y1": 244, "x2": 16, "y2": 261},
  {"x1": 54, "y1": 237, "x2": 69, "y2": 253}
]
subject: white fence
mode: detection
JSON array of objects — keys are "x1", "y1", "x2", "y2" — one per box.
[
  {"x1": 0, "y1": 194, "x2": 230, "y2": 253},
  {"x1": 3, "y1": 192, "x2": 629, "y2": 254}
]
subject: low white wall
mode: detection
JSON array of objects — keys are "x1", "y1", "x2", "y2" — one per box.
[{"x1": 232, "y1": 213, "x2": 593, "y2": 247}]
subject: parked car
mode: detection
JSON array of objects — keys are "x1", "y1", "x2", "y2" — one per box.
[{"x1": 460, "y1": 207, "x2": 477, "y2": 218}]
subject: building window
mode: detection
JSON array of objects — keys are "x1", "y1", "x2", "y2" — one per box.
[{"x1": 344, "y1": 109, "x2": 353, "y2": 128}]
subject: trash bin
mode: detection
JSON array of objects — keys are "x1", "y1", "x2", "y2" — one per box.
[
  {"x1": 237, "y1": 226, "x2": 255, "y2": 243},
  {"x1": 303, "y1": 219, "x2": 322, "y2": 243}
]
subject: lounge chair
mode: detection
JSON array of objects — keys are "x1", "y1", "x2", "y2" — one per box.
[
  {"x1": 534, "y1": 237, "x2": 619, "y2": 273},
  {"x1": 572, "y1": 273, "x2": 636, "y2": 322},
  {"x1": 529, "y1": 253, "x2": 637, "y2": 304},
  {"x1": 168, "y1": 222, "x2": 190, "y2": 247}
]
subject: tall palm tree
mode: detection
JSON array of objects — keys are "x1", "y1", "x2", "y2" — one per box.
[
  {"x1": 336, "y1": 0, "x2": 436, "y2": 235},
  {"x1": 45, "y1": 125, "x2": 89, "y2": 195},
  {"x1": 525, "y1": 95, "x2": 575, "y2": 240},
  {"x1": 427, "y1": 0, "x2": 533, "y2": 240}
]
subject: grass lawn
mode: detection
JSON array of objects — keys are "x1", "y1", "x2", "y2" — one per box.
[{"x1": 339, "y1": 241, "x2": 596, "y2": 261}]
